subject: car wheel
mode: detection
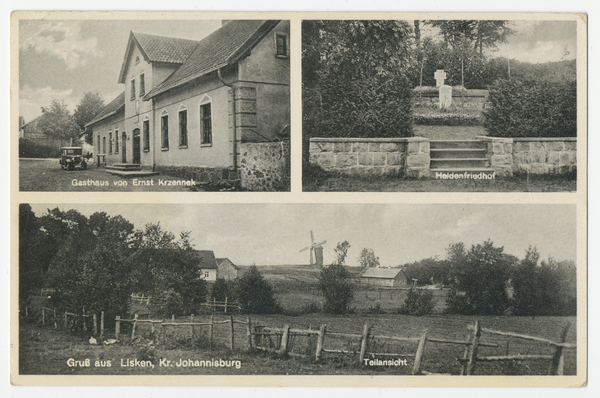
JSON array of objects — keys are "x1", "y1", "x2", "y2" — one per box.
[
  {"x1": 67, "y1": 163, "x2": 74, "y2": 171},
  {"x1": 81, "y1": 162, "x2": 87, "y2": 170}
]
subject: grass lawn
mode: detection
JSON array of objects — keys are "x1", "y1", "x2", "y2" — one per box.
[
  {"x1": 413, "y1": 125, "x2": 487, "y2": 140},
  {"x1": 303, "y1": 169, "x2": 576, "y2": 192},
  {"x1": 19, "y1": 159, "x2": 201, "y2": 192},
  {"x1": 19, "y1": 313, "x2": 576, "y2": 377}
]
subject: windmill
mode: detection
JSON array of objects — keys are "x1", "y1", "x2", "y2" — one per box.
[{"x1": 299, "y1": 230, "x2": 327, "y2": 266}]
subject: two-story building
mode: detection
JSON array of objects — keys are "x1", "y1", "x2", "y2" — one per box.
[{"x1": 86, "y1": 19, "x2": 290, "y2": 191}]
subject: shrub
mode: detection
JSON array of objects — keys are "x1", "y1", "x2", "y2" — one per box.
[
  {"x1": 19, "y1": 138, "x2": 62, "y2": 158},
  {"x1": 149, "y1": 288, "x2": 184, "y2": 318},
  {"x1": 399, "y1": 288, "x2": 435, "y2": 316},
  {"x1": 316, "y1": 74, "x2": 414, "y2": 139},
  {"x1": 483, "y1": 79, "x2": 576, "y2": 138},
  {"x1": 235, "y1": 266, "x2": 281, "y2": 314},
  {"x1": 319, "y1": 264, "x2": 354, "y2": 314}
]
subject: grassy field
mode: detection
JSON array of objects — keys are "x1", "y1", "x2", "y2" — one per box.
[
  {"x1": 19, "y1": 159, "x2": 199, "y2": 192},
  {"x1": 19, "y1": 313, "x2": 576, "y2": 376},
  {"x1": 19, "y1": 265, "x2": 578, "y2": 376}
]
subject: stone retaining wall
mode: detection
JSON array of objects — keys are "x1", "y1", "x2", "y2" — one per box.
[
  {"x1": 512, "y1": 138, "x2": 577, "y2": 175},
  {"x1": 237, "y1": 140, "x2": 290, "y2": 191},
  {"x1": 309, "y1": 137, "x2": 430, "y2": 178},
  {"x1": 309, "y1": 136, "x2": 576, "y2": 179}
]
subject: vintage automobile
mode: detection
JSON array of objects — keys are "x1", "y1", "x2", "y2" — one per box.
[{"x1": 59, "y1": 147, "x2": 87, "y2": 171}]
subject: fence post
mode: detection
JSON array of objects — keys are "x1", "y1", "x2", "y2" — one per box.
[
  {"x1": 246, "y1": 317, "x2": 253, "y2": 351},
  {"x1": 466, "y1": 320, "x2": 481, "y2": 376},
  {"x1": 209, "y1": 315, "x2": 214, "y2": 351},
  {"x1": 230, "y1": 315, "x2": 235, "y2": 351},
  {"x1": 315, "y1": 324, "x2": 327, "y2": 361},
  {"x1": 83, "y1": 307, "x2": 86, "y2": 331},
  {"x1": 459, "y1": 334, "x2": 471, "y2": 376},
  {"x1": 213, "y1": 298, "x2": 216, "y2": 312},
  {"x1": 100, "y1": 311, "x2": 105, "y2": 339},
  {"x1": 63, "y1": 312, "x2": 68, "y2": 331},
  {"x1": 191, "y1": 314, "x2": 195, "y2": 348},
  {"x1": 172, "y1": 314, "x2": 175, "y2": 322},
  {"x1": 278, "y1": 324, "x2": 291, "y2": 355},
  {"x1": 359, "y1": 323, "x2": 370, "y2": 364},
  {"x1": 161, "y1": 322, "x2": 166, "y2": 343},
  {"x1": 93, "y1": 313, "x2": 98, "y2": 336},
  {"x1": 42, "y1": 308, "x2": 45, "y2": 325},
  {"x1": 549, "y1": 322, "x2": 571, "y2": 375},
  {"x1": 131, "y1": 314, "x2": 138, "y2": 340},
  {"x1": 54, "y1": 309, "x2": 57, "y2": 329},
  {"x1": 115, "y1": 316, "x2": 121, "y2": 340},
  {"x1": 224, "y1": 297, "x2": 228, "y2": 313},
  {"x1": 412, "y1": 330, "x2": 428, "y2": 375}
]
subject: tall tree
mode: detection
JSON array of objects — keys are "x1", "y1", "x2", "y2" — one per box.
[
  {"x1": 38, "y1": 100, "x2": 81, "y2": 144},
  {"x1": 427, "y1": 20, "x2": 514, "y2": 55},
  {"x1": 358, "y1": 248, "x2": 380, "y2": 268},
  {"x1": 334, "y1": 241, "x2": 351, "y2": 265},
  {"x1": 73, "y1": 92, "x2": 105, "y2": 145}
]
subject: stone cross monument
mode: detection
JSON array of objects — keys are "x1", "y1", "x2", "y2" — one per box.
[
  {"x1": 435, "y1": 69, "x2": 452, "y2": 110},
  {"x1": 434, "y1": 69, "x2": 447, "y2": 87}
]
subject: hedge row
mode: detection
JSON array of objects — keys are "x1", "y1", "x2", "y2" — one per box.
[
  {"x1": 483, "y1": 79, "x2": 576, "y2": 138},
  {"x1": 413, "y1": 113, "x2": 483, "y2": 126},
  {"x1": 19, "y1": 138, "x2": 61, "y2": 158}
]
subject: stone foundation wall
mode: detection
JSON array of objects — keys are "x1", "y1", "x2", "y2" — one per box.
[
  {"x1": 477, "y1": 136, "x2": 514, "y2": 177},
  {"x1": 238, "y1": 140, "x2": 290, "y2": 191},
  {"x1": 156, "y1": 164, "x2": 241, "y2": 186},
  {"x1": 512, "y1": 138, "x2": 577, "y2": 174},
  {"x1": 310, "y1": 138, "x2": 407, "y2": 177}
]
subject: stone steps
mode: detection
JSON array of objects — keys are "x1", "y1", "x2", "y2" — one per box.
[
  {"x1": 429, "y1": 140, "x2": 494, "y2": 173},
  {"x1": 103, "y1": 163, "x2": 159, "y2": 177},
  {"x1": 105, "y1": 163, "x2": 142, "y2": 171}
]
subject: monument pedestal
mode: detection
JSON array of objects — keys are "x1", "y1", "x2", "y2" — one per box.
[{"x1": 439, "y1": 84, "x2": 452, "y2": 110}]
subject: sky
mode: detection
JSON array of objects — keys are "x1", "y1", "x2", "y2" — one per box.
[
  {"x1": 18, "y1": 19, "x2": 222, "y2": 123},
  {"x1": 17, "y1": 18, "x2": 578, "y2": 124},
  {"x1": 27, "y1": 203, "x2": 576, "y2": 267}
]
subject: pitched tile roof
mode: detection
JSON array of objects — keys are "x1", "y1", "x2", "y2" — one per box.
[
  {"x1": 85, "y1": 92, "x2": 125, "y2": 127},
  {"x1": 133, "y1": 32, "x2": 200, "y2": 64},
  {"x1": 145, "y1": 20, "x2": 279, "y2": 100},
  {"x1": 361, "y1": 268, "x2": 404, "y2": 279},
  {"x1": 194, "y1": 250, "x2": 219, "y2": 269}
]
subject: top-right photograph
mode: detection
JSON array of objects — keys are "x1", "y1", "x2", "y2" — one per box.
[{"x1": 302, "y1": 18, "x2": 581, "y2": 192}]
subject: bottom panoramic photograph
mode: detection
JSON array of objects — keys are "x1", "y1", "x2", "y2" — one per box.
[{"x1": 16, "y1": 203, "x2": 579, "y2": 380}]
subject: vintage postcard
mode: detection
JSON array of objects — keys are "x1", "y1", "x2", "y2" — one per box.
[{"x1": 10, "y1": 11, "x2": 587, "y2": 388}]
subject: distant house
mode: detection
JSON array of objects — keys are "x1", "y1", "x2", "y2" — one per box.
[
  {"x1": 194, "y1": 250, "x2": 219, "y2": 282},
  {"x1": 19, "y1": 115, "x2": 69, "y2": 150},
  {"x1": 86, "y1": 19, "x2": 290, "y2": 191},
  {"x1": 216, "y1": 258, "x2": 238, "y2": 280},
  {"x1": 359, "y1": 268, "x2": 409, "y2": 288}
]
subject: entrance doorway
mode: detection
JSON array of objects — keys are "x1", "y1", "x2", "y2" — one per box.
[
  {"x1": 121, "y1": 132, "x2": 127, "y2": 163},
  {"x1": 133, "y1": 128, "x2": 141, "y2": 164}
]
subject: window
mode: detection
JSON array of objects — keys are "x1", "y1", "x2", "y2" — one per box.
[
  {"x1": 130, "y1": 78, "x2": 136, "y2": 100},
  {"x1": 275, "y1": 32, "x2": 289, "y2": 58},
  {"x1": 97, "y1": 135, "x2": 100, "y2": 154},
  {"x1": 143, "y1": 120, "x2": 150, "y2": 151},
  {"x1": 135, "y1": 55, "x2": 140, "y2": 65},
  {"x1": 109, "y1": 132, "x2": 112, "y2": 154},
  {"x1": 139, "y1": 73, "x2": 145, "y2": 97},
  {"x1": 204, "y1": 271, "x2": 210, "y2": 278},
  {"x1": 102, "y1": 137, "x2": 106, "y2": 154},
  {"x1": 161, "y1": 114, "x2": 169, "y2": 149},
  {"x1": 115, "y1": 130, "x2": 119, "y2": 153},
  {"x1": 200, "y1": 103, "x2": 212, "y2": 145},
  {"x1": 179, "y1": 109, "x2": 188, "y2": 147}
]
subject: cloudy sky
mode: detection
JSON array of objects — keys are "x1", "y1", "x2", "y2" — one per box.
[
  {"x1": 18, "y1": 19, "x2": 222, "y2": 123},
  {"x1": 27, "y1": 203, "x2": 576, "y2": 267},
  {"x1": 17, "y1": 18, "x2": 578, "y2": 124}
]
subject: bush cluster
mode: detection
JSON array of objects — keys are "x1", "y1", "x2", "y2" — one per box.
[
  {"x1": 483, "y1": 79, "x2": 576, "y2": 138},
  {"x1": 19, "y1": 138, "x2": 61, "y2": 158},
  {"x1": 398, "y1": 288, "x2": 435, "y2": 316}
]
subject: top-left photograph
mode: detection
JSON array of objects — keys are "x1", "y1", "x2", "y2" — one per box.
[{"x1": 16, "y1": 17, "x2": 291, "y2": 192}]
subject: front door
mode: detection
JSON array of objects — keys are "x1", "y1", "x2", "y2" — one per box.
[
  {"x1": 121, "y1": 132, "x2": 127, "y2": 163},
  {"x1": 133, "y1": 128, "x2": 141, "y2": 164}
]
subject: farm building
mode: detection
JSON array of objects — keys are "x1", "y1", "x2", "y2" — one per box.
[
  {"x1": 359, "y1": 268, "x2": 410, "y2": 288},
  {"x1": 194, "y1": 250, "x2": 219, "y2": 282},
  {"x1": 19, "y1": 115, "x2": 70, "y2": 151},
  {"x1": 86, "y1": 19, "x2": 290, "y2": 191},
  {"x1": 216, "y1": 258, "x2": 239, "y2": 280}
]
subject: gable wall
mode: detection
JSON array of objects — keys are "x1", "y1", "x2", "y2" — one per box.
[{"x1": 217, "y1": 260, "x2": 238, "y2": 280}]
